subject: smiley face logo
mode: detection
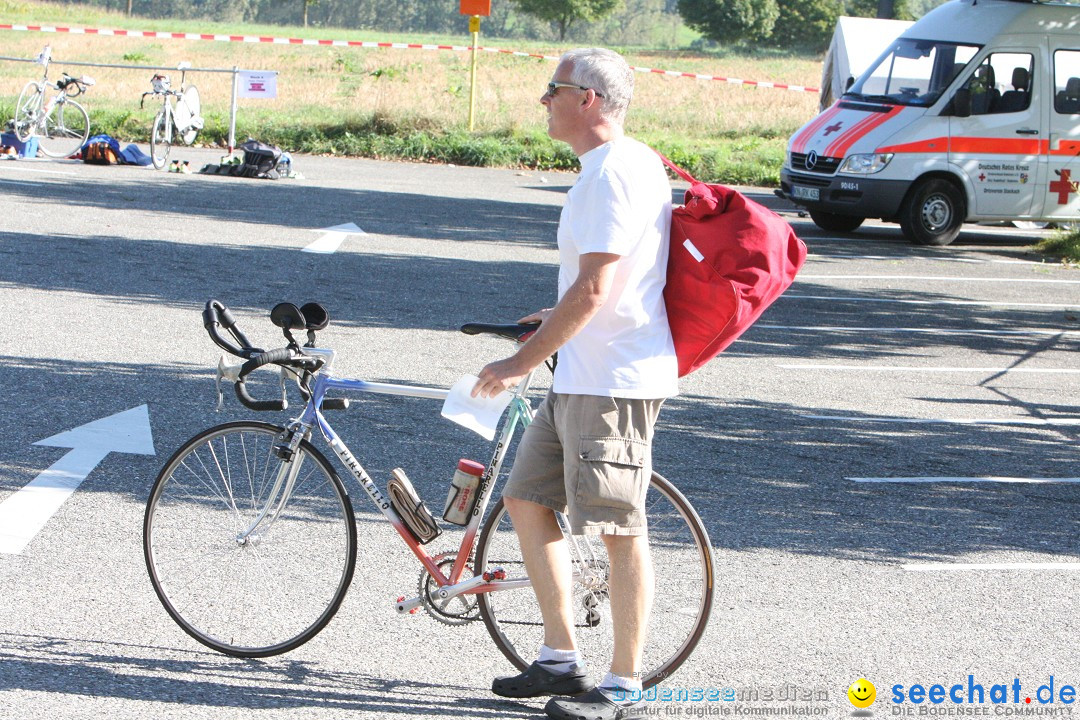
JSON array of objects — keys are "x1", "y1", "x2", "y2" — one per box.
[{"x1": 848, "y1": 678, "x2": 876, "y2": 709}]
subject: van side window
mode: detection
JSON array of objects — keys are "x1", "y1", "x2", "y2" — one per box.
[
  {"x1": 964, "y1": 53, "x2": 1033, "y2": 115},
  {"x1": 1053, "y1": 50, "x2": 1080, "y2": 114}
]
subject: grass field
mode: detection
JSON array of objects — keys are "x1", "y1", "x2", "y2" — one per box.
[{"x1": 0, "y1": 1, "x2": 825, "y2": 184}]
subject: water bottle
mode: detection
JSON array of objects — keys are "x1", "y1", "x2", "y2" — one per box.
[{"x1": 443, "y1": 459, "x2": 485, "y2": 526}]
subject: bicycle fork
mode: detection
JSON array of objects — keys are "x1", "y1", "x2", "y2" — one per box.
[{"x1": 234, "y1": 426, "x2": 306, "y2": 544}]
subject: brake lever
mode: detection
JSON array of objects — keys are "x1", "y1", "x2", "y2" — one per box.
[{"x1": 216, "y1": 355, "x2": 242, "y2": 411}]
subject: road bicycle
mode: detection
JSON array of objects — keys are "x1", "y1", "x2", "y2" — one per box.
[
  {"x1": 12, "y1": 46, "x2": 94, "y2": 159},
  {"x1": 143, "y1": 299, "x2": 714, "y2": 688},
  {"x1": 140, "y1": 62, "x2": 203, "y2": 170}
]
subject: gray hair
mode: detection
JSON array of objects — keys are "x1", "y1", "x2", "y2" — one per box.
[{"x1": 561, "y1": 47, "x2": 634, "y2": 126}]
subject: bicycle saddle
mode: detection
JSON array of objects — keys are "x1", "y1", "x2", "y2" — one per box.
[{"x1": 460, "y1": 322, "x2": 539, "y2": 342}]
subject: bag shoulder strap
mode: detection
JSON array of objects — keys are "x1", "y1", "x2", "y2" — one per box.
[{"x1": 652, "y1": 149, "x2": 699, "y2": 186}]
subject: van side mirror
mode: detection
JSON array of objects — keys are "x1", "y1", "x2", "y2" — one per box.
[{"x1": 952, "y1": 88, "x2": 972, "y2": 117}]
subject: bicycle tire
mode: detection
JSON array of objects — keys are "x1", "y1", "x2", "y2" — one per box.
[
  {"x1": 144, "y1": 421, "x2": 358, "y2": 658},
  {"x1": 475, "y1": 471, "x2": 714, "y2": 689},
  {"x1": 13, "y1": 81, "x2": 42, "y2": 144},
  {"x1": 150, "y1": 108, "x2": 170, "y2": 170},
  {"x1": 39, "y1": 99, "x2": 89, "y2": 159},
  {"x1": 177, "y1": 85, "x2": 200, "y2": 146}
]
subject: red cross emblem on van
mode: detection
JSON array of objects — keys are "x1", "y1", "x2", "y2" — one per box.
[{"x1": 1049, "y1": 170, "x2": 1078, "y2": 205}]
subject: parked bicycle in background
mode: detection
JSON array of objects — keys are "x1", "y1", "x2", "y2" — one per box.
[
  {"x1": 12, "y1": 46, "x2": 94, "y2": 159},
  {"x1": 141, "y1": 62, "x2": 203, "y2": 170}
]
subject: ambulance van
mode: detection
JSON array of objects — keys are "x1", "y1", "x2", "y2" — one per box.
[{"x1": 779, "y1": 0, "x2": 1080, "y2": 246}]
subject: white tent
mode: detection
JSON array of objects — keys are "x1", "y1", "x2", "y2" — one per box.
[{"x1": 820, "y1": 16, "x2": 914, "y2": 111}]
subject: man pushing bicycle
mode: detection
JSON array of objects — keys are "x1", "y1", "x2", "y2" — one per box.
[{"x1": 473, "y1": 46, "x2": 678, "y2": 720}]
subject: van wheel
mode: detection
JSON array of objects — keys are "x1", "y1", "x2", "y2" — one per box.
[
  {"x1": 809, "y1": 211, "x2": 864, "y2": 233},
  {"x1": 899, "y1": 178, "x2": 965, "y2": 246}
]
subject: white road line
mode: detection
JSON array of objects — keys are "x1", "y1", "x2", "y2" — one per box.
[
  {"x1": 784, "y1": 294, "x2": 1075, "y2": 308},
  {"x1": 807, "y1": 253, "x2": 1046, "y2": 265},
  {"x1": 756, "y1": 324, "x2": 1080, "y2": 337},
  {"x1": 780, "y1": 364, "x2": 1080, "y2": 374},
  {"x1": 850, "y1": 476, "x2": 1080, "y2": 483},
  {"x1": 799, "y1": 275, "x2": 1080, "y2": 285},
  {"x1": 904, "y1": 563, "x2": 1080, "y2": 571},
  {"x1": 303, "y1": 231, "x2": 348, "y2": 254},
  {"x1": 805, "y1": 414, "x2": 1080, "y2": 426}
]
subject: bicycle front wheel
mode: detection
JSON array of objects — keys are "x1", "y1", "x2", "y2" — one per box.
[
  {"x1": 13, "y1": 82, "x2": 43, "y2": 143},
  {"x1": 150, "y1": 109, "x2": 170, "y2": 169},
  {"x1": 39, "y1": 99, "x2": 89, "y2": 158},
  {"x1": 144, "y1": 421, "x2": 358, "y2": 657},
  {"x1": 476, "y1": 472, "x2": 714, "y2": 689}
]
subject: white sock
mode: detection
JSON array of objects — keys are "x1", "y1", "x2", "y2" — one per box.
[
  {"x1": 537, "y1": 645, "x2": 582, "y2": 674},
  {"x1": 599, "y1": 672, "x2": 643, "y2": 704}
]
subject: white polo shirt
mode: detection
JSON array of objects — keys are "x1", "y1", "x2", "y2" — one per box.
[{"x1": 552, "y1": 136, "x2": 679, "y2": 399}]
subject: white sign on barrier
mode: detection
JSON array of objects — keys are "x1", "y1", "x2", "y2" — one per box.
[{"x1": 238, "y1": 70, "x2": 277, "y2": 98}]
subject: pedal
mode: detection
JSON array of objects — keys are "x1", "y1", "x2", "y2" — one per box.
[
  {"x1": 482, "y1": 567, "x2": 506, "y2": 582},
  {"x1": 396, "y1": 595, "x2": 422, "y2": 615}
]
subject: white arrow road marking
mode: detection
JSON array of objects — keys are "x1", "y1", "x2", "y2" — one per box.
[
  {"x1": 303, "y1": 222, "x2": 366, "y2": 254},
  {"x1": 0, "y1": 405, "x2": 155, "y2": 555}
]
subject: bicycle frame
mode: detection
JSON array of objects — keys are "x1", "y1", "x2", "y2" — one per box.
[{"x1": 235, "y1": 346, "x2": 540, "y2": 611}]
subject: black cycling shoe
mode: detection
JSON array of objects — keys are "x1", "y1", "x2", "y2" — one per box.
[
  {"x1": 491, "y1": 661, "x2": 595, "y2": 699},
  {"x1": 545, "y1": 686, "x2": 646, "y2": 720}
]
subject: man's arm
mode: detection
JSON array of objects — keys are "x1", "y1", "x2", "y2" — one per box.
[{"x1": 472, "y1": 251, "x2": 620, "y2": 398}]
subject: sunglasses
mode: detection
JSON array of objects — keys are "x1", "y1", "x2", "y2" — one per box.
[{"x1": 546, "y1": 81, "x2": 605, "y2": 99}]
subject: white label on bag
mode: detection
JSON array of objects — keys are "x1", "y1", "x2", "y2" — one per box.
[{"x1": 683, "y1": 238, "x2": 705, "y2": 263}]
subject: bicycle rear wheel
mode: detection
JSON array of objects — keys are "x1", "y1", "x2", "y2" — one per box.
[
  {"x1": 475, "y1": 472, "x2": 713, "y2": 689},
  {"x1": 39, "y1": 99, "x2": 89, "y2": 158},
  {"x1": 13, "y1": 82, "x2": 42, "y2": 144},
  {"x1": 150, "y1": 109, "x2": 170, "y2": 170},
  {"x1": 144, "y1": 421, "x2": 358, "y2": 657}
]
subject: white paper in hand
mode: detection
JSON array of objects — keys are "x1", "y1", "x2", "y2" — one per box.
[{"x1": 441, "y1": 375, "x2": 513, "y2": 441}]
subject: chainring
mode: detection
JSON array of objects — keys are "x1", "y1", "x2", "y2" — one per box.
[{"x1": 418, "y1": 553, "x2": 481, "y2": 625}]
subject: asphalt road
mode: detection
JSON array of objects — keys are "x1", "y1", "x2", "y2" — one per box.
[{"x1": 0, "y1": 147, "x2": 1078, "y2": 720}]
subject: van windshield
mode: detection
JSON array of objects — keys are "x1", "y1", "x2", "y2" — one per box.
[{"x1": 846, "y1": 38, "x2": 980, "y2": 107}]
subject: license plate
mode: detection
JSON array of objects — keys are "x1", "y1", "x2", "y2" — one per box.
[{"x1": 792, "y1": 185, "x2": 820, "y2": 201}]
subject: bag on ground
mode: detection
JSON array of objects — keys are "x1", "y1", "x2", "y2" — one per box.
[
  {"x1": 658, "y1": 153, "x2": 807, "y2": 377},
  {"x1": 81, "y1": 134, "x2": 122, "y2": 165},
  {"x1": 237, "y1": 139, "x2": 283, "y2": 179}
]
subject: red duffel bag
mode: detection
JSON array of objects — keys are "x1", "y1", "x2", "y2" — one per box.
[{"x1": 658, "y1": 153, "x2": 807, "y2": 377}]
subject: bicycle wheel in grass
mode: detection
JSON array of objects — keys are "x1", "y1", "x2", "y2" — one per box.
[
  {"x1": 144, "y1": 421, "x2": 357, "y2": 657},
  {"x1": 475, "y1": 472, "x2": 714, "y2": 689},
  {"x1": 39, "y1": 99, "x2": 89, "y2": 158},
  {"x1": 150, "y1": 109, "x2": 171, "y2": 170},
  {"x1": 14, "y1": 82, "x2": 42, "y2": 143}
]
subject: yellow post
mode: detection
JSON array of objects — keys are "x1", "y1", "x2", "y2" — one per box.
[{"x1": 468, "y1": 15, "x2": 480, "y2": 131}]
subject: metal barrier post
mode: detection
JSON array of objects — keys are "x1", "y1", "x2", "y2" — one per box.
[{"x1": 229, "y1": 65, "x2": 238, "y2": 153}]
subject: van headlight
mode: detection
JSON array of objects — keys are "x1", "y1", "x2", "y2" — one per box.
[{"x1": 838, "y1": 153, "x2": 894, "y2": 174}]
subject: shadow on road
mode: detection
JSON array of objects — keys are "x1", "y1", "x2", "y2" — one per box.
[{"x1": 0, "y1": 632, "x2": 533, "y2": 716}]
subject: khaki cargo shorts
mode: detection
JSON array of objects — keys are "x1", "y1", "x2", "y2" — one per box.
[{"x1": 503, "y1": 392, "x2": 663, "y2": 536}]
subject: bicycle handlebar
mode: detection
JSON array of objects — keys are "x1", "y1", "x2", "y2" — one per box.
[{"x1": 203, "y1": 299, "x2": 350, "y2": 412}]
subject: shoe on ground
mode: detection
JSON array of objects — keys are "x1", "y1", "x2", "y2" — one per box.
[
  {"x1": 545, "y1": 686, "x2": 646, "y2": 720},
  {"x1": 491, "y1": 661, "x2": 595, "y2": 699}
]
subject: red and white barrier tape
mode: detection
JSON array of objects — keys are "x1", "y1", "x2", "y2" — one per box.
[{"x1": 0, "y1": 23, "x2": 819, "y2": 94}]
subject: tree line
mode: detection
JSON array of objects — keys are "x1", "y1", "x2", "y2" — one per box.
[{"x1": 71, "y1": 0, "x2": 949, "y2": 51}]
